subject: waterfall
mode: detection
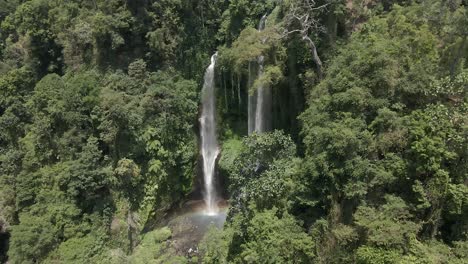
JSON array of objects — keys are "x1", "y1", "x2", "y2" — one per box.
[
  {"x1": 247, "y1": 62, "x2": 256, "y2": 134},
  {"x1": 255, "y1": 55, "x2": 266, "y2": 132},
  {"x1": 249, "y1": 14, "x2": 272, "y2": 134},
  {"x1": 200, "y1": 52, "x2": 219, "y2": 215}
]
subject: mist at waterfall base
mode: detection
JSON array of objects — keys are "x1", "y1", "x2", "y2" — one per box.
[
  {"x1": 154, "y1": 14, "x2": 270, "y2": 252},
  {"x1": 200, "y1": 52, "x2": 221, "y2": 216},
  {"x1": 150, "y1": 53, "x2": 226, "y2": 254},
  {"x1": 197, "y1": 15, "x2": 272, "y2": 218},
  {"x1": 147, "y1": 14, "x2": 273, "y2": 254},
  {"x1": 153, "y1": 200, "x2": 228, "y2": 255}
]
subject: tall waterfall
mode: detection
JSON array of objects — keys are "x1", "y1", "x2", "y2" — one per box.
[
  {"x1": 247, "y1": 62, "x2": 256, "y2": 134},
  {"x1": 249, "y1": 14, "x2": 272, "y2": 134},
  {"x1": 200, "y1": 53, "x2": 219, "y2": 215}
]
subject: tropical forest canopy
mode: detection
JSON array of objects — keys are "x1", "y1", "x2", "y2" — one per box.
[{"x1": 0, "y1": 0, "x2": 467, "y2": 263}]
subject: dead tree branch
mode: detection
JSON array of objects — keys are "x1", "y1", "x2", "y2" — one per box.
[{"x1": 280, "y1": 0, "x2": 329, "y2": 80}]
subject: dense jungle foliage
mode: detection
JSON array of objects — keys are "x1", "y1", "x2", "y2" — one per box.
[{"x1": 0, "y1": 0, "x2": 467, "y2": 263}]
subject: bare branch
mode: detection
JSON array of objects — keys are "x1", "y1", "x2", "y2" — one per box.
[
  {"x1": 303, "y1": 35, "x2": 323, "y2": 80},
  {"x1": 280, "y1": 0, "x2": 327, "y2": 80}
]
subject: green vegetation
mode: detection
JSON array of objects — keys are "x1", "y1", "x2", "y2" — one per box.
[{"x1": 1, "y1": 0, "x2": 467, "y2": 263}]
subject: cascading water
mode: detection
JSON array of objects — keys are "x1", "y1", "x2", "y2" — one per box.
[
  {"x1": 254, "y1": 56, "x2": 266, "y2": 132},
  {"x1": 249, "y1": 14, "x2": 272, "y2": 134},
  {"x1": 247, "y1": 62, "x2": 256, "y2": 135},
  {"x1": 200, "y1": 52, "x2": 219, "y2": 215}
]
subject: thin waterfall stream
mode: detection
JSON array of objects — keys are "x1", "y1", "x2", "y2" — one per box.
[
  {"x1": 249, "y1": 14, "x2": 272, "y2": 134},
  {"x1": 200, "y1": 52, "x2": 220, "y2": 215},
  {"x1": 255, "y1": 14, "x2": 268, "y2": 133}
]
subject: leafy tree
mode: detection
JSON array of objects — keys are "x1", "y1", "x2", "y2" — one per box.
[
  {"x1": 9, "y1": 212, "x2": 61, "y2": 263},
  {"x1": 199, "y1": 225, "x2": 231, "y2": 264},
  {"x1": 1, "y1": 0, "x2": 63, "y2": 75},
  {"x1": 227, "y1": 130, "x2": 298, "y2": 217},
  {"x1": 238, "y1": 209, "x2": 314, "y2": 263},
  {"x1": 146, "y1": 0, "x2": 184, "y2": 64},
  {"x1": 298, "y1": 1, "x2": 467, "y2": 262},
  {"x1": 1, "y1": 0, "x2": 467, "y2": 263},
  {"x1": 354, "y1": 195, "x2": 420, "y2": 249},
  {"x1": 130, "y1": 228, "x2": 187, "y2": 264}
]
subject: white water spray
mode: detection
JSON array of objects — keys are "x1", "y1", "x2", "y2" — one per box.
[{"x1": 200, "y1": 53, "x2": 219, "y2": 215}]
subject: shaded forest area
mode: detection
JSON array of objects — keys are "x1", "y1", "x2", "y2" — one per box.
[{"x1": 0, "y1": 0, "x2": 467, "y2": 263}]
